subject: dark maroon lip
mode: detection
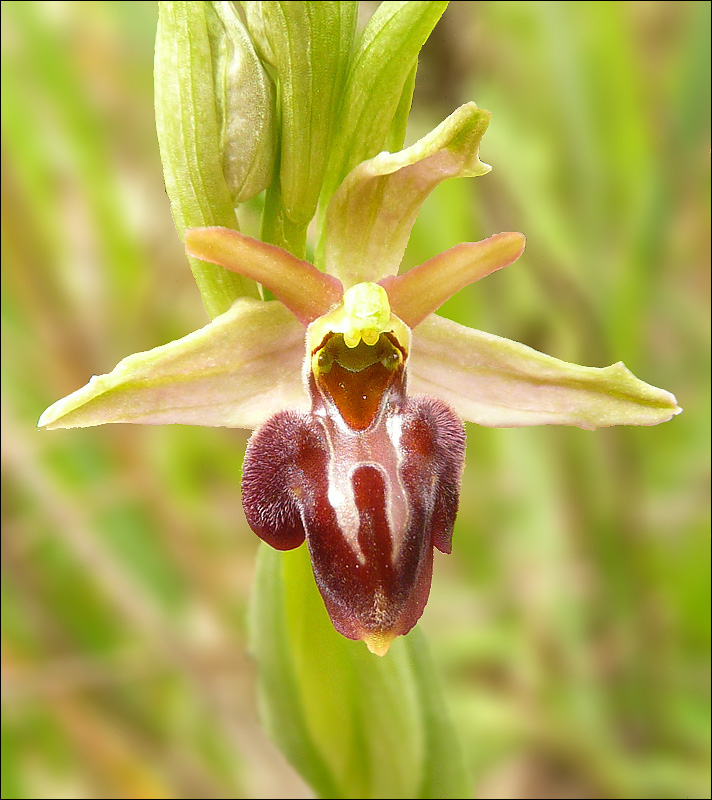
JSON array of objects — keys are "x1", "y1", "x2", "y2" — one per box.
[{"x1": 241, "y1": 333, "x2": 466, "y2": 650}]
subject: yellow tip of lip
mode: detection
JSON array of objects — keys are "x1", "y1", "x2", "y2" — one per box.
[{"x1": 364, "y1": 631, "x2": 397, "y2": 657}]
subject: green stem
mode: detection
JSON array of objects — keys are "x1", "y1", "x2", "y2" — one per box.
[{"x1": 261, "y1": 180, "x2": 309, "y2": 259}]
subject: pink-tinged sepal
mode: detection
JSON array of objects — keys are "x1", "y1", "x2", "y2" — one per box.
[{"x1": 242, "y1": 410, "x2": 328, "y2": 551}]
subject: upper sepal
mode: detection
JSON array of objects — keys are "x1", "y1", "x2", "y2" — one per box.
[{"x1": 324, "y1": 103, "x2": 492, "y2": 286}]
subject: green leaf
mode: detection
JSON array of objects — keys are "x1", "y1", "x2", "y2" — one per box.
[
  {"x1": 37, "y1": 299, "x2": 306, "y2": 431},
  {"x1": 319, "y1": 1, "x2": 449, "y2": 223},
  {"x1": 244, "y1": 0, "x2": 358, "y2": 252},
  {"x1": 155, "y1": 1, "x2": 261, "y2": 317},
  {"x1": 250, "y1": 544, "x2": 471, "y2": 799},
  {"x1": 324, "y1": 103, "x2": 491, "y2": 286},
  {"x1": 409, "y1": 314, "x2": 682, "y2": 430}
]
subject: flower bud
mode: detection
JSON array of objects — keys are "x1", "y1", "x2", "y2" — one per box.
[
  {"x1": 208, "y1": 2, "x2": 276, "y2": 204},
  {"x1": 243, "y1": 1, "x2": 358, "y2": 226}
]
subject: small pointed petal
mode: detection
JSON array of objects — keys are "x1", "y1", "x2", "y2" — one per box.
[
  {"x1": 324, "y1": 102, "x2": 492, "y2": 286},
  {"x1": 185, "y1": 227, "x2": 343, "y2": 324},
  {"x1": 409, "y1": 315, "x2": 682, "y2": 430},
  {"x1": 38, "y1": 299, "x2": 308, "y2": 431},
  {"x1": 381, "y1": 232, "x2": 526, "y2": 328}
]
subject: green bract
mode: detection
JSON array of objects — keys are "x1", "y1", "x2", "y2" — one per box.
[
  {"x1": 155, "y1": 0, "x2": 262, "y2": 316},
  {"x1": 243, "y1": 1, "x2": 357, "y2": 257},
  {"x1": 251, "y1": 545, "x2": 469, "y2": 799},
  {"x1": 321, "y1": 1, "x2": 450, "y2": 210}
]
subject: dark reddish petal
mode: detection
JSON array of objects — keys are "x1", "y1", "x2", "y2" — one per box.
[
  {"x1": 241, "y1": 410, "x2": 328, "y2": 550},
  {"x1": 306, "y1": 397, "x2": 465, "y2": 652},
  {"x1": 310, "y1": 332, "x2": 406, "y2": 431}
]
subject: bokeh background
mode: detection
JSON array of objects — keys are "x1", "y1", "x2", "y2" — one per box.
[{"x1": 2, "y1": 1, "x2": 709, "y2": 798}]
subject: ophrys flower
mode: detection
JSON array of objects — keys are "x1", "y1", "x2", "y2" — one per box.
[{"x1": 38, "y1": 103, "x2": 680, "y2": 654}]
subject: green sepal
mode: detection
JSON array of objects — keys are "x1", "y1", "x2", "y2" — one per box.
[
  {"x1": 324, "y1": 102, "x2": 491, "y2": 286},
  {"x1": 410, "y1": 314, "x2": 683, "y2": 430},
  {"x1": 249, "y1": 544, "x2": 471, "y2": 799},
  {"x1": 37, "y1": 299, "x2": 307, "y2": 431},
  {"x1": 155, "y1": 1, "x2": 260, "y2": 318}
]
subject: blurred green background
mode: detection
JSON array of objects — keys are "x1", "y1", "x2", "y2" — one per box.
[{"x1": 1, "y1": 1, "x2": 709, "y2": 797}]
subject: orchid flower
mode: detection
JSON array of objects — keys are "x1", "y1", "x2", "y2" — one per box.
[
  {"x1": 38, "y1": 3, "x2": 680, "y2": 657},
  {"x1": 38, "y1": 99, "x2": 680, "y2": 654}
]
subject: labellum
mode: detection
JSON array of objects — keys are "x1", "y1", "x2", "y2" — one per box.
[{"x1": 241, "y1": 283, "x2": 465, "y2": 655}]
